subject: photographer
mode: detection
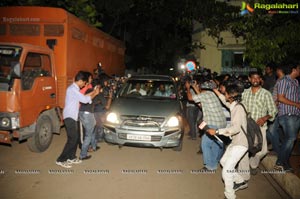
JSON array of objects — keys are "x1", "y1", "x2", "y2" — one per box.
[
  {"x1": 207, "y1": 84, "x2": 249, "y2": 199},
  {"x1": 186, "y1": 78, "x2": 226, "y2": 171},
  {"x1": 56, "y1": 71, "x2": 99, "y2": 168},
  {"x1": 184, "y1": 77, "x2": 200, "y2": 141},
  {"x1": 93, "y1": 79, "x2": 113, "y2": 142}
]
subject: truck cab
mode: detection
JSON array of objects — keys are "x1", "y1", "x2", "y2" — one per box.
[{"x1": 0, "y1": 43, "x2": 61, "y2": 152}]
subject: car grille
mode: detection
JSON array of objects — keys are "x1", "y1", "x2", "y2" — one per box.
[
  {"x1": 120, "y1": 115, "x2": 165, "y2": 129},
  {"x1": 118, "y1": 133, "x2": 162, "y2": 142}
]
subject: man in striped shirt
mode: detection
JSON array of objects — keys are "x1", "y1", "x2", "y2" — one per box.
[
  {"x1": 274, "y1": 63, "x2": 300, "y2": 172},
  {"x1": 242, "y1": 71, "x2": 277, "y2": 175}
]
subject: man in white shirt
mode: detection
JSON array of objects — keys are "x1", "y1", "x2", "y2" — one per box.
[{"x1": 130, "y1": 83, "x2": 146, "y2": 95}]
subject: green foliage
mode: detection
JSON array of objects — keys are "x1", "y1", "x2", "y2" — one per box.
[
  {"x1": 0, "y1": 0, "x2": 101, "y2": 27},
  {"x1": 230, "y1": 8, "x2": 300, "y2": 68},
  {"x1": 57, "y1": 0, "x2": 102, "y2": 27}
]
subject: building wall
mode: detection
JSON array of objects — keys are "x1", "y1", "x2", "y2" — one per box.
[{"x1": 192, "y1": 23, "x2": 245, "y2": 74}]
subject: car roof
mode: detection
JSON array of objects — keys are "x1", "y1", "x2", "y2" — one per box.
[{"x1": 129, "y1": 75, "x2": 174, "y2": 81}]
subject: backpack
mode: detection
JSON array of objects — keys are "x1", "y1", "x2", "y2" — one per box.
[{"x1": 238, "y1": 103, "x2": 263, "y2": 157}]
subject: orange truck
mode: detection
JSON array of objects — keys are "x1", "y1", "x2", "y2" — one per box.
[{"x1": 0, "y1": 6, "x2": 125, "y2": 152}]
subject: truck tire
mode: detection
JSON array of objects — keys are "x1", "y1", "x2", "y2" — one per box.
[{"x1": 27, "y1": 115, "x2": 53, "y2": 152}]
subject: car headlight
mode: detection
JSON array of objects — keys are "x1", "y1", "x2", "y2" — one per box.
[
  {"x1": 166, "y1": 116, "x2": 179, "y2": 127},
  {"x1": 106, "y1": 112, "x2": 119, "y2": 124},
  {"x1": 1, "y1": 117, "x2": 10, "y2": 127}
]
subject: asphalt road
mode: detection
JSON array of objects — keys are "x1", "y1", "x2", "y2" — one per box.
[{"x1": 0, "y1": 128, "x2": 287, "y2": 199}]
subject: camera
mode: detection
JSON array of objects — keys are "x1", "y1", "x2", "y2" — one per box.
[
  {"x1": 108, "y1": 79, "x2": 116, "y2": 87},
  {"x1": 191, "y1": 80, "x2": 197, "y2": 85},
  {"x1": 200, "y1": 80, "x2": 217, "y2": 90}
]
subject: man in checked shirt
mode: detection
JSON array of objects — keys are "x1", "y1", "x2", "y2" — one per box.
[{"x1": 242, "y1": 70, "x2": 277, "y2": 175}]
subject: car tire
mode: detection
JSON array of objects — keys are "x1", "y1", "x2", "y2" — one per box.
[{"x1": 172, "y1": 133, "x2": 183, "y2": 151}]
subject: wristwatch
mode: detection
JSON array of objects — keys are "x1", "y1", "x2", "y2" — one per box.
[{"x1": 215, "y1": 129, "x2": 219, "y2": 135}]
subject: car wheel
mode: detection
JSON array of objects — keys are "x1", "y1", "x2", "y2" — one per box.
[{"x1": 172, "y1": 133, "x2": 183, "y2": 151}]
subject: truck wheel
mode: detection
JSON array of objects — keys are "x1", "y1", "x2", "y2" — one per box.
[{"x1": 27, "y1": 115, "x2": 53, "y2": 152}]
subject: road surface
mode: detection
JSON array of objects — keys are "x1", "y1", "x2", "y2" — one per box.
[{"x1": 0, "y1": 128, "x2": 288, "y2": 199}]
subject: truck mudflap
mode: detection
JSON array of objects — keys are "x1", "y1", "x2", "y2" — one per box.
[{"x1": 0, "y1": 131, "x2": 12, "y2": 144}]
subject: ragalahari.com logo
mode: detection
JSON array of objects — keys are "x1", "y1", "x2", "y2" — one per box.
[
  {"x1": 240, "y1": 2, "x2": 254, "y2": 15},
  {"x1": 240, "y1": 2, "x2": 299, "y2": 15}
]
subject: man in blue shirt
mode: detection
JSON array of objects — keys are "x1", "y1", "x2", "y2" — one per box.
[
  {"x1": 56, "y1": 71, "x2": 99, "y2": 168},
  {"x1": 274, "y1": 63, "x2": 300, "y2": 172},
  {"x1": 154, "y1": 84, "x2": 171, "y2": 97}
]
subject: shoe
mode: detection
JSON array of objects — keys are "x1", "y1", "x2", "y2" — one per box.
[
  {"x1": 274, "y1": 164, "x2": 284, "y2": 171},
  {"x1": 250, "y1": 167, "x2": 258, "y2": 175},
  {"x1": 56, "y1": 161, "x2": 72, "y2": 168},
  {"x1": 94, "y1": 146, "x2": 100, "y2": 151},
  {"x1": 67, "y1": 158, "x2": 82, "y2": 164},
  {"x1": 197, "y1": 149, "x2": 202, "y2": 154},
  {"x1": 79, "y1": 155, "x2": 92, "y2": 160},
  {"x1": 88, "y1": 146, "x2": 100, "y2": 152},
  {"x1": 233, "y1": 181, "x2": 248, "y2": 192},
  {"x1": 201, "y1": 167, "x2": 216, "y2": 172}
]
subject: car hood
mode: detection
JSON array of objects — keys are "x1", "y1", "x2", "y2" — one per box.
[{"x1": 110, "y1": 97, "x2": 181, "y2": 117}]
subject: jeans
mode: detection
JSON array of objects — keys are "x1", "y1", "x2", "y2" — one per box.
[
  {"x1": 57, "y1": 118, "x2": 79, "y2": 162},
  {"x1": 186, "y1": 106, "x2": 199, "y2": 139},
  {"x1": 268, "y1": 117, "x2": 280, "y2": 155},
  {"x1": 94, "y1": 111, "x2": 106, "y2": 142},
  {"x1": 79, "y1": 111, "x2": 97, "y2": 158},
  {"x1": 250, "y1": 125, "x2": 268, "y2": 169},
  {"x1": 201, "y1": 125, "x2": 224, "y2": 170},
  {"x1": 276, "y1": 114, "x2": 300, "y2": 169},
  {"x1": 221, "y1": 144, "x2": 249, "y2": 199}
]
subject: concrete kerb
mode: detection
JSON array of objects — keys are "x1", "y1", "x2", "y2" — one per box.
[{"x1": 261, "y1": 155, "x2": 300, "y2": 199}]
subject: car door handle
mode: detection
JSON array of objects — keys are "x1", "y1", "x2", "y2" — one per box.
[{"x1": 50, "y1": 93, "x2": 56, "y2": 98}]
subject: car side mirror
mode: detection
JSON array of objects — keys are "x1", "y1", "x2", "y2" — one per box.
[{"x1": 10, "y1": 62, "x2": 21, "y2": 79}]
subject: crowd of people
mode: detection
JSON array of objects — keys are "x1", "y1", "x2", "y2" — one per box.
[
  {"x1": 55, "y1": 62, "x2": 299, "y2": 199},
  {"x1": 182, "y1": 62, "x2": 300, "y2": 199}
]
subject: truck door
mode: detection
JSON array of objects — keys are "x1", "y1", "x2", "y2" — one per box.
[{"x1": 20, "y1": 52, "x2": 57, "y2": 127}]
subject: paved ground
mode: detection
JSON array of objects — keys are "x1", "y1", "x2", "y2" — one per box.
[{"x1": 0, "y1": 128, "x2": 289, "y2": 199}]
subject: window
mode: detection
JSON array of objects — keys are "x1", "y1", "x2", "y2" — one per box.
[
  {"x1": 22, "y1": 52, "x2": 51, "y2": 90},
  {"x1": 10, "y1": 24, "x2": 40, "y2": 36},
  {"x1": 44, "y1": 24, "x2": 64, "y2": 36}
]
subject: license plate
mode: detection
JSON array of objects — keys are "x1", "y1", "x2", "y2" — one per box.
[{"x1": 127, "y1": 134, "x2": 151, "y2": 141}]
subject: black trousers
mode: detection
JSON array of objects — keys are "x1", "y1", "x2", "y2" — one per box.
[{"x1": 57, "y1": 118, "x2": 79, "y2": 162}]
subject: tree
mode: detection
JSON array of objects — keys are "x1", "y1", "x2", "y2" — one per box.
[
  {"x1": 230, "y1": 0, "x2": 300, "y2": 68},
  {"x1": 0, "y1": 0, "x2": 101, "y2": 27},
  {"x1": 57, "y1": 0, "x2": 101, "y2": 27}
]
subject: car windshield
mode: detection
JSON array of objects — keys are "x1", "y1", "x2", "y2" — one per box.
[
  {"x1": 0, "y1": 45, "x2": 22, "y2": 91},
  {"x1": 119, "y1": 79, "x2": 177, "y2": 100}
]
